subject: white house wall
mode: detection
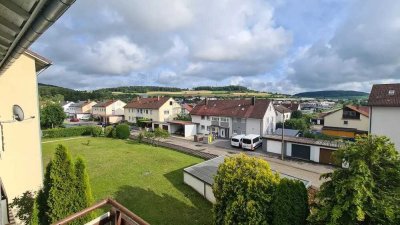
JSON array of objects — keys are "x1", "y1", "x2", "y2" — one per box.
[
  {"x1": 183, "y1": 172, "x2": 205, "y2": 197},
  {"x1": 246, "y1": 118, "x2": 261, "y2": 135},
  {"x1": 370, "y1": 106, "x2": 400, "y2": 150},
  {"x1": 266, "y1": 140, "x2": 282, "y2": 154},
  {"x1": 192, "y1": 115, "x2": 211, "y2": 134},
  {"x1": 184, "y1": 124, "x2": 197, "y2": 137},
  {"x1": 205, "y1": 184, "x2": 216, "y2": 203},
  {"x1": 324, "y1": 109, "x2": 369, "y2": 131}
]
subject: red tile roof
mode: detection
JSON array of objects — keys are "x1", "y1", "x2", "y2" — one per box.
[
  {"x1": 345, "y1": 105, "x2": 369, "y2": 117},
  {"x1": 281, "y1": 102, "x2": 300, "y2": 111},
  {"x1": 368, "y1": 83, "x2": 400, "y2": 107},
  {"x1": 124, "y1": 97, "x2": 170, "y2": 109},
  {"x1": 190, "y1": 99, "x2": 271, "y2": 119},
  {"x1": 182, "y1": 103, "x2": 194, "y2": 112}
]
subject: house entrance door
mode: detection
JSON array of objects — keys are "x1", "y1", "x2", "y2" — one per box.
[{"x1": 220, "y1": 129, "x2": 225, "y2": 138}]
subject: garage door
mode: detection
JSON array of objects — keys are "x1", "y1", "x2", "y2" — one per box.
[
  {"x1": 319, "y1": 148, "x2": 336, "y2": 165},
  {"x1": 292, "y1": 144, "x2": 311, "y2": 160}
]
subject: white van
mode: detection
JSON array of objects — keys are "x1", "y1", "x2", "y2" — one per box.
[
  {"x1": 231, "y1": 134, "x2": 245, "y2": 147},
  {"x1": 241, "y1": 134, "x2": 262, "y2": 150}
]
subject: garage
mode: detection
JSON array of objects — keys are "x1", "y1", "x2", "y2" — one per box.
[
  {"x1": 319, "y1": 148, "x2": 336, "y2": 165},
  {"x1": 292, "y1": 144, "x2": 311, "y2": 160}
]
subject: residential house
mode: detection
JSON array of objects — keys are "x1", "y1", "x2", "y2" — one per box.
[
  {"x1": 190, "y1": 97, "x2": 276, "y2": 138},
  {"x1": 0, "y1": 1, "x2": 147, "y2": 224},
  {"x1": 124, "y1": 97, "x2": 181, "y2": 123},
  {"x1": 68, "y1": 100, "x2": 97, "y2": 119},
  {"x1": 92, "y1": 99, "x2": 126, "y2": 124},
  {"x1": 322, "y1": 105, "x2": 369, "y2": 138},
  {"x1": 181, "y1": 103, "x2": 194, "y2": 115},
  {"x1": 368, "y1": 83, "x2": 400, "y2": 150},
  {"x1": 62, "y1": 101, "x2": 75, "y2": 116},
  {"x1": 274, "y1": 105, "x2": 292, "y2": 123},
  {"x1": 282, "y1": 102, "x2": 301, "y2": 111}
]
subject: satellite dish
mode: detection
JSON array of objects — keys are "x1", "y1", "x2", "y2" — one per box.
[{"x1": 13, "y1": 105, "x2": 24, "y2": 121}]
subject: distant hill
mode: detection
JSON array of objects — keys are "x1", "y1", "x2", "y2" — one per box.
[
  {"x1": 192, "y1": 85, "x2": 255, "y2": 92},
  {"x1": 294, "y1": 90, "x2": 369, "y2": 99}
]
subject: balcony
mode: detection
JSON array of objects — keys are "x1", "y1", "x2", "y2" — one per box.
[{"x1": 53, "y1": 198, "x2": 149, "y2": 225}]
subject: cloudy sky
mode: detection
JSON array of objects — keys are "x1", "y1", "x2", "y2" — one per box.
[{"x1": 33, "y1": 0, "x2": 400, "y2": 93}]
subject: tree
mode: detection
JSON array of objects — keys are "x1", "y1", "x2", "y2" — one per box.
[
  {"x1": 309, "y1": 135, "x2": 400, "y2": 225},
  {"x1": 276, "y1": 118, "x2": 309, "y2": 131},
  {"x1": 33, "y1": 145, "x2": 94, "y2": 225},
  {"x1": 291, "y1": 110, "x2": 303, "y2": 119},
  {"x1": 73, "y1": 157, "x2": 94, "y2": 224},
  {"x1": 213, "y1": 154, "x2": 280, "y2": 225},
  {"x1": 115, "y1": 124, "x2": 130, "y2": 139},
  {"x1": 40, "y1": 104, "x2": 66, "y2": 128},
  {"x1": 272, "y1": 179, "x2": 308, "y2": 225},
  {"x1": 46, "y1": 145, "x2": 77, "y2": 223}
]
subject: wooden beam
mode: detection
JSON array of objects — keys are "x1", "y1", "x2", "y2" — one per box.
[
  {"x1": 0, "y1": 29, "x2": 14, "y2": 40},
  {"x1": 0, "y1": 0, "x2": 30, "y2": 20}
]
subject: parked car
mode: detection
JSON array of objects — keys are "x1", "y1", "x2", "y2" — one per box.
[
  {"x1": 241, "y1": 134, "x2": 262, "y2": 151},
  {"x1": 70, "y1": 118, "x2": 79, "y2": 122},
  {"x1": 231, "y1": 134, "x2": 245, "y2": 147}
]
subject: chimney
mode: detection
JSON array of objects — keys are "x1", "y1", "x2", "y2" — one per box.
[
  {"x1": 136, "y1": 96, "x2": 140, "y2": 101},
  {"x1": 157, "y1": 96, "x2": 160, "y2": 101},
  {"x1": 205, "y1": 97, "x2": 208, "y2": 105},
  {"x1": 251, "y1": 96, "x2": 256, "y2": 105}
]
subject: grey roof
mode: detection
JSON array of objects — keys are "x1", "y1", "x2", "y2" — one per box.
[
  {"x1": 184, "y1": 156, "x2": 310, "y2": 187},
  {"x1": 70, "y1": 101, "x2": 90, "y2": 108},
  {"x1": 0, "y1": 0, "x2": 75, "y2": 75},
  {"x1": 274, "y1": 128, "x2": 300, "y2": 137}
]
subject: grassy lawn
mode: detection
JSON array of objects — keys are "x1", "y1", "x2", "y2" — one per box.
[{"x1": 42, "y1": 137, "x2": 212, "y2": 225}]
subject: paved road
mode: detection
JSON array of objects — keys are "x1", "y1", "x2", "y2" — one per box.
[{"x1": 131, "y1": 131, "x2": 334, "y2": 187}]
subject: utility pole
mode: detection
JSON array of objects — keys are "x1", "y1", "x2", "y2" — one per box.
[{"x1": 281, "y1": 109, "x2": 285, "y2": 160}]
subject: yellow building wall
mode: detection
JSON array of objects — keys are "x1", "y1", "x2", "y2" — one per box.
[
  {"x1": 0, "y1": 54, "x2": 43, "y2": 199},
  {"x1": 322, "y1": 129, "x2": 356, "y2": 138},
  {"x1": 158, "y1": 98, "x2": 181, "y2": 121}
]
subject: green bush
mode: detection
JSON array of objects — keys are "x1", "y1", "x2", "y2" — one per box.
[
  {"x1": 10, "y1": 191, "x2": 35, "y2": 224},
  {"x1": 213, "y1": 154, "x2": 280, "y2": 225},
  {"x1": 272, "y1": 179, "x2": 309, "y2": 225},
  {"x1": 115, "y1": 124, "x2": 130, "y2": 139},
  {"x1": 104, "y1": 126, "x2": 114, "y2": 137},
  {"x1": 42, "y1": 126, "x2": 95, "y2": 138},
  {"x1": 137, "y1": 132, "x2": 144, "y2": 143},
  {"x1": 91, "y1": 126, "x2": 103, "y2": 137}
]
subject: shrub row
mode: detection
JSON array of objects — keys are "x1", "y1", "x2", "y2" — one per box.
[{"x1": 42, "y1": 126, "x2": 99, "y2": 138}]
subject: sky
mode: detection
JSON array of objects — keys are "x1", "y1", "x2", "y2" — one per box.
[{"x1": 33, "y1": 0, "x2": 400, "y2": 94}]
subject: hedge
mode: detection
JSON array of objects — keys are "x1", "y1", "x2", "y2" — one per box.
[
  {"x1": 115, "y1": 124, "x2": 130, "y2": 139},
  {"x1": 42, "y1": 126, "x2": 98, "y2": 138}
]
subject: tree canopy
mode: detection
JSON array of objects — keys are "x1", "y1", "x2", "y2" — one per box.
[
  {"x1": 309, "y1": 135, "x2": 400, "y2": 225},
  {"x1": 40, "y1": 103, "x2": 66, "y2": 128}
]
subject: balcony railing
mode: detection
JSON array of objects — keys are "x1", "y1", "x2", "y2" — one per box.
[{"x1": 52, "y1": 198, "x2": 149, "y2": 225}]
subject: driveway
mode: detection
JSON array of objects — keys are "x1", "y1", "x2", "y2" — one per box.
[{"x1": 131, "y1": 131, "x2": 335, "y2": 187}]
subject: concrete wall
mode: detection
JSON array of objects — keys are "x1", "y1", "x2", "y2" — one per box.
[
  {"x1": 265, "y1": 139, "x2": 282, "y2": 154},
  {"x1": 232, "y1": 117, "x2": 246, "y2": 135},
  {"x1": 371, "y1": 106, "x2": 400, "y2": 150},
  {"x1": 261, "y1": 103, "x2": 276, "y2": 135},
  {"x1": 105, "y1": 100, "x2": 126, "y2": 115},
  {"x1": 246, "y1": 118, "x2": 261, "y2": 135},
  {"x1": 192, "y1": 115, "x2": 211, "y2": 135},
  {"x1": 184, "y1": 124, "x2": 197, "y2": 137},
  {"x1": 183, "y1": 172, "x2": 216, "y2": 203},
  {"x1": 324, "y1": 109, "x2": 369, "y2": 131},
  {"x1": 0, "y1": 54, "x2": 43, "y2": 199}
]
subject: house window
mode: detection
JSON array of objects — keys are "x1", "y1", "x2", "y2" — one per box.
[
  {"x1": 164, "y1": 110, "x2": 169, "y2": 115},
  {"x1": 137, "y1": 109, "x2": 140, "y2": 113},
  {"x1": 146, "y1": 110, "x2": 149, "y2": 114},
  {"x1": 150, "y1": 110, "x2": 152, "y2": 114},
  {"x1": 201, "y1": 125, "x2": 205, "y2": 130},
  {"x1": 201, "y1": 115, "x2": 205, "y2": 120},
  {"x1": 220, "y1": 117, "x2": 228, "y2": 122},
  {"x1": 344, "y1": 120, "x2": 348, "y2": 125},
  {"x1": 170, "y1": 101, "x2": 173, "y2": 105},
  {"x1": 207, "y1": 116, "x2": 210, "y2": 120},
  {"x1": 207, "y1": 126, "x2": 210, "y2": 131},
  {"x1": 212, "y1": 117, "x2": 219, "y2": 121}
]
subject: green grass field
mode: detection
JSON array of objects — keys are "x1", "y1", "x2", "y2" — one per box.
[{"x1": 42, "y1": 137, "x2": 212, "y2": 225}]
